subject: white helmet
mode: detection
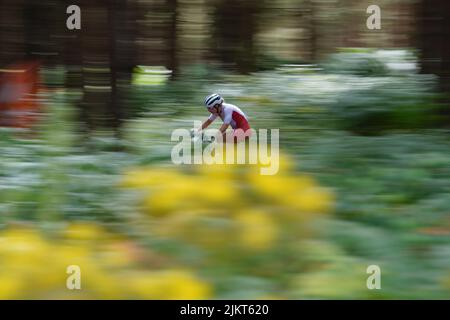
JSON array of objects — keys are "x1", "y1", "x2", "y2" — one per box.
[{"x1": 204, "y1": 93, "x2": 224, "y2": 108}]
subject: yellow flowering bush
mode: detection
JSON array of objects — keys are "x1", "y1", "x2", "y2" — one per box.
[
  {"x1": 122, "y1": 150, "x2": 334, "y2": 259},
  {"x1": 0, "y1": 149, "x2": 334, "y2": 299},
  {"x1": 0, "y1": 223, "x2": 211, "y2": 299}
]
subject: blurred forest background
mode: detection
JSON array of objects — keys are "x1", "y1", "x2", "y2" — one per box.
[{"x1": 0, "y1": 0, "x2": 450, "y2": 299}]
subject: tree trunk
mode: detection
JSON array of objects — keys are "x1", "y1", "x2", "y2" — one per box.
[
  {"x1": 167, "y1": 0, "x2": 178, "y2": 78},
  {"x1": 212, "y1": 0, "x2": 261, "y2": 73},
  {"x1": 418, "y1": 0, "x2": 450, "y2": 123}
]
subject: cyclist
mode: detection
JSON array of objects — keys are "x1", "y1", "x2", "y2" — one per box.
[{"x1": 197, "y1": 93, "x2": 251, "y2": 143}]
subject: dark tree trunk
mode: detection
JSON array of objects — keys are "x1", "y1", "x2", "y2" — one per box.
[
  {"x1": 212, "y1": 0, "x2": 261, "y2": 73},
  {"x1": 0, "y1": 0, "x2": 26, "y2": 67},
  {"x1": 418, "y1": 0, "x2": 450, "y2": 123},
  {"x1": 74, "y1": 0, "x2": 136, "y2": 135},
  {"x1": 167, "y1": 0, "x2": 178, "y2": 78},
  {"x1": 307, "y1": 0, "x2": 317, "y2": 62}
]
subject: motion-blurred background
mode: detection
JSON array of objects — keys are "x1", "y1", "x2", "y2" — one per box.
[{"x1": 0, "y1": 0, "x2": 449, "y2": 299}]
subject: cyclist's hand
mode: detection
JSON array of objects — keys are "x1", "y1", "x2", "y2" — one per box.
[{"x1": 190, "y1": 128, "x2": 198, "y2": 138}]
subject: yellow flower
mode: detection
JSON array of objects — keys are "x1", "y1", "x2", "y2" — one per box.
[
  {"x1": 79, "y1": 264, "x2": 124, "y2": 299},
  {"x1": 144, "y1": 174, "x2": 241, "y2": 216},
  {"x1": 250, "y1": 174, "x2": 315, "y2": 199},
  {"x1": 256, "y1": 151, "x2": 295, "y2": 175},
  {"x1": 0, "y1": 228, "x2": 50, "y2": 265},
  {"x1": 197, "y1": 177, "x2": 241, "y2": 207},
  {"x1": 121, "y1": 168, "x2": 181, "y2": 189},
  {"x1": 235, "y1": 210, "x2": 278, "y2": 251},
  {"x1": 196, "y1": 162, "x2": 236, "y2": 181},
  {"x1": 0, "y1": 224, "x2": 212, "y2": 299},
  {"x1": 128, "y1": 272, "x2": 162, "y2": 299},
  {"x1": 293, "y1": 187, "x2": 334, "y2": 213},
  {"x1": 144, "y1": 183, "x2": 195, "y2": 215},
  {"x1": 0, "y1": 275, "x2": 24, "y2": 299},
  {"x1": 64, "y1": 222, "x2": 107, "y2": 242},
  {"x1": 130, "y1": 270, "x2": 212, "y2": 299},
  {"x1": 161, "y1": 270, "x2": 212, "y2": 299}
]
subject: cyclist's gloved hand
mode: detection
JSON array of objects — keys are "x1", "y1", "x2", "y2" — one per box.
[{"x1": 190, "y1": 128, "x2": 198, "y2": 138}]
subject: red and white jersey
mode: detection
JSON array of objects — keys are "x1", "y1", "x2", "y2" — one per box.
[{"x1": 208, "y1": 103, "x2": 250, "y2": 130}]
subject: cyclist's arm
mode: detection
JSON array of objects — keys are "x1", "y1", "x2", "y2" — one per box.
[
  {"x1": 219, "y1": 123, "x2": 229, "y2": 133},
  {"x1": 201, "y1": 118, "x2": 213, "y2": 130},
  {"x1": 199, "y1": 113, "x2": 219, "y2": 131}
]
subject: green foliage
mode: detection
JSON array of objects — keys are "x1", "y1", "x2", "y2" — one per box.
[
  {"x1": 1, "y1": 52, "x2": 449, "y2": 298},
  {"x1": 323, "y1": 52, "x2": 388, "y2": 76},
  {"x1": 318, "y1": 50, "x2": 440, "y2": 133}
]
